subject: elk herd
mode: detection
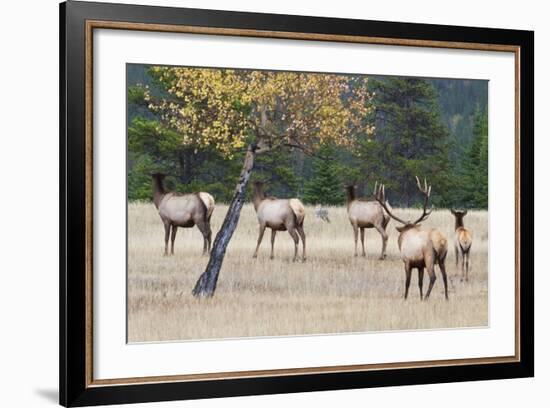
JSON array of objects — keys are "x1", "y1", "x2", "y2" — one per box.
[{"x1": 151, "y1": 173, "x2": 475, "y2": 300}]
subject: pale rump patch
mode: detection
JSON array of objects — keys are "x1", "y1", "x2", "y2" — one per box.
[
  {"x1": 289, "y1": 198, "x2": 306, "y2": 225},
  {"x1": 430, "y1": 229, "x2": 448, "y2": 259},
  {"x1": 198, "y1": 192, "x2": 215, "y2": 220},
  {"x1": 456, "y1": 228, "x2": 472, "y2": 252},
  {"x1": 400, "y1": 229, "x2": 432, "y2": 262}
]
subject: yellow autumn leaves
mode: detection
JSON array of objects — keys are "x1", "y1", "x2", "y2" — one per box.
[{"x1": 144, "y1": 66, "x2": 375, "y2": 157}]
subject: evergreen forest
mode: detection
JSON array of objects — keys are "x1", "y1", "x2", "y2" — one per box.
[{"x1": 127, "y1": 64, "x2": 488, "y2": 209}]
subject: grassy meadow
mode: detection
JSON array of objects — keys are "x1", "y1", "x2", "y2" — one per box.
[{"x1": 127, "y1": 202, "x2": 488, "y2": 342}]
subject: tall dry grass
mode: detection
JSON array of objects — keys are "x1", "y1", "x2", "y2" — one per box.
[{"x1": 127, "y1": 202, "x2": 488, "y2": 342}]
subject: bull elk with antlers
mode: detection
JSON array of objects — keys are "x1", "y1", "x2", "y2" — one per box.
[{"x1": 375, "y1": 177, "x2": 449, "y2": 300}]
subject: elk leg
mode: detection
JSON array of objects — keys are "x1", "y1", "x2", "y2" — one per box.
[
  {"x1": 253, "y1": 224, "x2": 266, "y2": 258},
  {"x1": 424, "y1": 265, "x2": 437, "y2": 300},
  {"x1": 195, "y1": 220, "x2": 210, "y2": 256},
  {"x1": 205, "y1": 223, "x2": 212, "y2": 253},
  {"x1": 439, "y1": 259, "x2": 449, "y2": 300},
  {"x1": 352, "y1": 223, "x2": 359, "y2": 257},
  {"x1": 270, "y1": 229, "x2": 276, "y2": 260},
  {"x1": 198, "y1": 218, "x2": 211, "y2": 254},
  {"x1": 288, "y1": 228, "x2": 300, "y2": 262},
  {"x1": 170, "y1": 225, "x2": 178, "y2": 255},
  {"x1": 360, "y1": 228, "x2": 366, "y2": 257},
  {"x1": 464, "y1": 250, "x2": 470, "y2": 282},
  {"x1": 418, "y1": 267, "x2": 424, "y2": 300},
  {"x1": 404, "y1": 262, "x2": 412, "y2": 300},
  {"x1": 461, "y1": 250, "x2": 466, "y2": 282},
  {"x1": 374, "y1": 224, "x2": 388, "y2": 260},
  {"x1": 296, "y1": 225, "x2": 306, "y2": 261},
  {"x1": 455, "y1": 245, "x2": 459, "y2": 269},
  {"x1": 163, "y1": 223, "x2": 171, "y2": 256}
]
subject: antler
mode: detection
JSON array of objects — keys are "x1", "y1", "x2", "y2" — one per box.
[
  {"x1": 412, "y1": 176, "x2": 433, "y2": 225},
  {"x1": 374, "y1": 182, "x2": 409, "y2": 225}
]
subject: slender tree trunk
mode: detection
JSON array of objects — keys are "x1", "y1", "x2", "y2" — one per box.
[{"x1": 192, "y1": 145, "x2": 257, "y2": 297}]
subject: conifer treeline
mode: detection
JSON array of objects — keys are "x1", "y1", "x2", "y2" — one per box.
[{"x1": 127, "y1": 65, "x2": 488, "y2": 209}]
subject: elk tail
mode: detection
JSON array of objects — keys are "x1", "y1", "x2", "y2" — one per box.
[
  {"x1": 198, "y1": 192, "x2": 215, "y2": 222},
  {"x1": 289, "y1": 198, "x2": 306, "y2": 227}
]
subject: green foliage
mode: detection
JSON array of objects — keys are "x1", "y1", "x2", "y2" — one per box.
[
  {"x1": 430, "y1": 79, "x2": 488, "y2": 146},
  {"x1": 303, "y1": 144, "x2": 345, "y2": 205},
  {"x1": 126, "y1": 65, "x2": 488, "y2": 209},
  {"x1": 127, "y1": 85, "x2": 148, "y2": 106},
  {"x1": 127, "y1": 154, "x2": 157, "y2": 201},
  {"x1": 127, "y1": 115, "x2": 244, "y2": 202},
  {"x1": 251, "y1": 147, "x2": 302, "y2": 199},
  {"x1": 356, "y1": 77, "x2": 452, "y2": 207},
  {"x1": 462, "y1": 108, "x2": 489, "y2": 208}
]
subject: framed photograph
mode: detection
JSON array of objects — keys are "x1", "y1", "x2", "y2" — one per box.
[{"x1": 60, "y1": 1, "x2": 534, "y2": 406}]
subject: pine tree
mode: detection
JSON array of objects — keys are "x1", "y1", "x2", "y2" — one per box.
[
  {"x1": 357, "y1": 77, "x2": 452, "y2": 206},
  {"x1": 303, "y1": 144, "x2": 344, "y2": 205},
  {"x1": 127, "y1": 116, "x2": 244, "y2": 202},
  {"x1": 463, "y1": 107, "x2": 488, "y2": 208},
  {"x1": 253, "y1": 147, "x2": 302, "y2": 199}
]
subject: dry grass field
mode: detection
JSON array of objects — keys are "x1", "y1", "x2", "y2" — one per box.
[{"x1": 127, "y1": 202, "x2": 488, "y2": 343}]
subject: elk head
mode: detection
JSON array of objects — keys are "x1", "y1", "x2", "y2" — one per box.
[
  {"x1": 344, "y1": 185, "x2": 357, "y2": 203},
  {"x1": 374, "y1": 176, "x2": 433, "y2": 232},
  {"x1": 151, "y1": 172, "x2": 166, "y2": 180},
  {"x1": 252, "y1": 181, "x2": 267, "y2": 210},
  {"x1": 450, "y1": 209, "x2": 468, "y2": 228},
  {"x1": 151, "y1": 172, "x2": 168, "y2": 209},
  {"x1": 252, "y1": 181, "x2": 265, "y2": 196},
  {"x1": 450, "y1": 209, "x2": 468, "y2": 216}
]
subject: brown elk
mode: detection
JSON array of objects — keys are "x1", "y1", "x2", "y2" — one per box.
[
  {"x1": 450, "y1": 209, "x2": 473, "y2": 282},
  {"x1": 252, "y1": 181, "x2": 306, "y2": 261},
  {"x1": 345, "y1": 184, "x2": 391, "y2": 259},
  {"x1": 375, "y1": 177, "x2": 449, "y2": 300},
  {"x1": 152, "y1": 173, "x2": 215, "y2": 256}
]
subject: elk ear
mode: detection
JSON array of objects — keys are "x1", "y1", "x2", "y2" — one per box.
[
  {"x1": 450, "y1": 209, "x2": 456, "y2": 215},
  {"x1": 395, "y1": 225, "x2": 407, "y2": 233},
  {"x1": 463, "y1": 210, "x2": 468, "y2": 216}
]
